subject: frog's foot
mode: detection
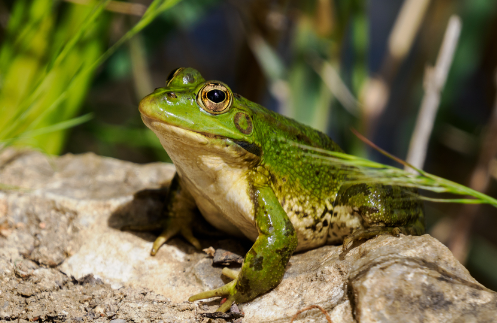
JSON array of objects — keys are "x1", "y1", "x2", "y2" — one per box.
[
  {"x1": 221, "y1": 267, "x2": 239, "y2": 280},
  {"x1": 342, "y1": 225, "x2": 425, "y2": 252},
  {"x1": 189, "y1": 280, "x2": 237, "y2": 313},
  {"x1": 122, "y1": 217, "x2": 201, "y2": 256}
]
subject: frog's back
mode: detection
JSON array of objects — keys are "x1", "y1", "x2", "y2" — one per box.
[
  {"x1": 246, "y1": 101, "x2": 344, "y2": 251},
  {"x1": 245, "y1": 102, "x2": 424, "y2": 252}
]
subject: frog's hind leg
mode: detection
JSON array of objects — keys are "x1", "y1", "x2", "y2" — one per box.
[
  {"x1": 188, "y1": 184, "x2": 298, "y2": 312},
  {"x1": 122, "y1": 173, "x2": 201, "y2": 255},
  {"x1": 333, "y1": 183, "x2": 425, "y2": 252},
  {"x1": 221, "y1": 267, "x2": 240, "y2": 280}
]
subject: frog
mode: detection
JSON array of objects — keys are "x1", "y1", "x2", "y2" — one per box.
[{"x1": 134, "y1": 67, "x2": 425, "y2": 312}]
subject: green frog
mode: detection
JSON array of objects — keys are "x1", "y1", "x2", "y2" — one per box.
[{"x1": 136, "y1": 67, "x2": 425, "y2": 312}]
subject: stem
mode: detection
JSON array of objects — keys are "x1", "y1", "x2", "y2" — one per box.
[{"x1": 405, "y1": 16, "x2": 462, "y2": 172}]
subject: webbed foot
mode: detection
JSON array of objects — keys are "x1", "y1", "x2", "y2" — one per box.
[
  {"x1": 122, "y1": 216, "x2": 201, "y2": 256},
  {"x1": 189, "y1": 280, "x2": 237, "y2": 312}
]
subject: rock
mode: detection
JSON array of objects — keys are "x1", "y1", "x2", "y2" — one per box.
[
  {"x1": 212, "y1": 239, "x2": 245, "y2": 265},
  {"x1": 194, "y1": 258, "x2": 225, "y2": 290},
  {"x1": 347, "y1": 236, "x2": 497, "y2": 322},
  {"x1": 247, "y1": 235, "x2": 497, "y2": 323},
  {"x1": 0, "y1": 148, "x2": 496, "y2": 322}
]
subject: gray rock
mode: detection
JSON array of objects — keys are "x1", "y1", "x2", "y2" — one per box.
[
  {"x1": 0, "y1": 148, "x2": 496, "y2": 322},
  {"x1": 347, "y1": 235, "x2": 497, "y2": 323},
  {"x1": 212, "y1": 239, "x2": 245, "y2": 265},
  {"x1": 194, "y1": 258, "x2": 225, "y2": 290}
]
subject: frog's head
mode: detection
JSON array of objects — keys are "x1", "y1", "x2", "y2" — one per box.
[{"x1": 139, "y1": 67, "x2": 261, "y2": 164}]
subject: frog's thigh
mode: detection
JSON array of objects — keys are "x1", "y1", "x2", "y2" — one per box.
[
  {"x1": 234, "y1": 185, "x2": 298, "y2": 301},
  {"x1": 326, "y1": 204, "x2": 363, "y2": 244},
  {"x1": 331, "y1": 183, "x2": 425, "y2": 250}
]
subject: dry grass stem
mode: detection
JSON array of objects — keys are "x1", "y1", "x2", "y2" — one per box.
[
  {"x1": 406, "y1": 15, "x2": 462, "y2": 172},
  {"x1": 289, "y1": 305, "x2": 332, "y2": 323},
  {"x1": 362, "y1": 0, "x2": 430, "y2": 134},
  {"x1": 308, "y1": 55, "x2": 361, "y2": 116},
  {"x1": 388, "y1": 0, "x2": 431, "y2": 60}
]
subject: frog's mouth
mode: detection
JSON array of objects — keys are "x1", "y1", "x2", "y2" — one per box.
[
  {"x1": 141, "y1": 113, "x2": 222, "y2": 142},
  {"x1": 141, "y1": 114, "x2": 262, "y2": 158}
]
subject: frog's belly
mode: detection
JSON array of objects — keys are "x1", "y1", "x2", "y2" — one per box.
[
  {"x1": 150, "y1": 122, "x2": 259, "y2": 242},
  {"x1": 186, "y1": 183, "x2": 259, "y2": 241},
  {"x1": 174, "y1": 161, "x2": 259, "y2": 243}
]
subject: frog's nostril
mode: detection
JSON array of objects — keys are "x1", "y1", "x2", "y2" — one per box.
[{"x1": 166, "y1": 92, "x2": 177, "y2": 99}]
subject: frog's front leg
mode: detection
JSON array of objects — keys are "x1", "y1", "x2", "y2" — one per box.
[
  {"x1": 189, "y1": 182, "x2": 298, "y2": 312},
  {"x1": 122, "y1": 173, "x2": 201, "y2": 255},
  {"x1": 333, "y1": 183, "x2": 425, "y2": 251}
]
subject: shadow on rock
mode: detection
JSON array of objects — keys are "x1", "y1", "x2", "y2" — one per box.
[
  {"x1": 107, "y1": 186, "x2": 169, "y2": 235},
  {"x1": 107, "y1": 186, "x2": 242, "y2": 255}
]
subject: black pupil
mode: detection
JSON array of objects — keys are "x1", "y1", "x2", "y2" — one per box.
[{"x1": 207, "y1": 90, "x2": 226, "y2": 103}]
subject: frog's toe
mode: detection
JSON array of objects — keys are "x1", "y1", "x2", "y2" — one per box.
[
  {"x1": 150, "y1": 217, "x2": 202, "y2": 255},
  {"x1": 342, "y1": 225, "x2": 423, "y2": 252},
  {"x1": 221, "y1": 267, "x2": 239, "y2": 280},
  {"x1": 180, "y1": 226, "x2": 202, "y2": 250},
  {"x1": 342, "y1": 226, "x2": 402, "y2": 252},
  {"x1": 217, "y1": 297, "x2": 235, "y2": 313},
  {"x1": 150, "y1": 224, "x2": 180, "y2": 256},
  {"x1": 123, "y1": 217, "x2": 201, "y2": 256},
  {"x1": 189, "y1": 280, "x2": 236, "y2": 312},
  {"x1": 121, "y1": 222, "x2": 174, "y2": 256}
]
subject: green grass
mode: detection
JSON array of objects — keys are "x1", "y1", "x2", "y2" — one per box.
[
  {"x1": 290, "y1": 137, "x2": 497, "y2": 208},
  {"x1": 0, "y1": 0, "x2": 183, "y2": 154}
]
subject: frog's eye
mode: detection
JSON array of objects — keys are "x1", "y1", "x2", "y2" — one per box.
[
  {"x1": 196, "y1": 82, "x2": 232, "y2": 114},
  {"x1": 166, "y1": 67, "x2": 184, "y2": 86}
]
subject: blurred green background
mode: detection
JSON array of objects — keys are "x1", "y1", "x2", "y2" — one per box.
[{"x1": 1, "y1": 0, "x2": 497, "y2": 290}]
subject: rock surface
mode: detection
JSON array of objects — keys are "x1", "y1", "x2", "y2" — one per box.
[{"x1": 0, "y1": 148, "x2": 496, "y2": 322}]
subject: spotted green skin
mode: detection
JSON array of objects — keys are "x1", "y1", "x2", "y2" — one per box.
[{"x1": 138, "y1": 67, "x2": 425, "y2": 311}]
